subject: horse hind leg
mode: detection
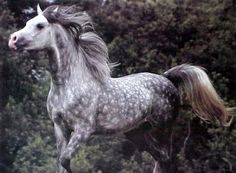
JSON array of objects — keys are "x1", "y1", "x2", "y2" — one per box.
[
  {"x1": 144, "y1": 133, "x2": 172, "y2": 173},
  {"x1": 153, "y1": 161, "x2": 172, "y2": 173},
  {"x1": 125, "y1": 122, "x2": 174, "y2": 173},
  {"x1": 153, "y1": 162, "x2": 162, "y2": 173}
]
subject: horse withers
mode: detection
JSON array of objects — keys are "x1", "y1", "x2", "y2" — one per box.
[{"x1": 8, "y1": 5, "x2": 229, "y2": 173}]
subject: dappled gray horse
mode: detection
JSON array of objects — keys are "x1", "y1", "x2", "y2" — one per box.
[{"x1": 9, "y1": 5, "x2": 229, "y2": 173}]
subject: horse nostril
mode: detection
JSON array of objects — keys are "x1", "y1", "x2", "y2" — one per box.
[{"x1": 12, "y1": 35, "x2": 17, "y2": 42}]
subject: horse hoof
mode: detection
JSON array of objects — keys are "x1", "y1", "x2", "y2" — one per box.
[
  {"x1": 60, "y1": 156, "x2": 70, "y2": 167},
  {"x1": 60, "y1": 156, "x2": 72, "y2": 173}
]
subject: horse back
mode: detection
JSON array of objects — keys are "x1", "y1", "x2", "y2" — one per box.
[{"x1": 96, "y1": 72, "x2": 179, "y2": 133}]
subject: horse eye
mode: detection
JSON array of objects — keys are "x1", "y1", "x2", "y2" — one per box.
[{"x1": 36, "y1": 23, "x2": 45, "y2": 30}]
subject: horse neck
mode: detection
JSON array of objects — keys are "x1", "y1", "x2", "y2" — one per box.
[{"x1": 47, "y1": 27, "x2": 94, "y2": 86}]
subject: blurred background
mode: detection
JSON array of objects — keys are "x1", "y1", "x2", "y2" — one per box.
[{"x1": 0, "y1": 0, "x2": 236, "y2": 172}]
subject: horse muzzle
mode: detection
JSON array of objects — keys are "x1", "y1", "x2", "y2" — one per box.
[{"x1": 8, "y1": 34, "x2": 28, "y2": 51}]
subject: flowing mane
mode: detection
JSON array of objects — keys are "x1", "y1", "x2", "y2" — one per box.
[{"x1": 43, "y1": 5, "x2": 112, "y2": 80}]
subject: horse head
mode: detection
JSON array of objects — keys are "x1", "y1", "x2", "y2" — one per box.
[{"x1": 8, "y1": 5, "x2": 54, "y2": 51}]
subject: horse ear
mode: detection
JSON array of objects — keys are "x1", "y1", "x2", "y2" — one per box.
[
  {"x1": 53, "y1": 6, "x2": 59, "y2": 13},
  {"x1": 37, "y1": 4, "x2": 43, "y2": 14}
]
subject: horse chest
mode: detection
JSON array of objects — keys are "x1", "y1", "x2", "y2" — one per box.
[{"x1": 47, "y1": 88, "x2": 96, "y2": 127}]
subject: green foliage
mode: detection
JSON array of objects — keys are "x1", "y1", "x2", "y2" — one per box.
[
  {"x1": 121, "y1": 152, "x2": 154, "y2": 173},
  {"x1": 71, "y1": 138, "x2": 154, "y2": 173},
  {"x1": 13, "y1": 135, "x2": 56, "y2": 173},
  {"x1": 72, "y1": 138, "x2": 124, "y2": 173}
]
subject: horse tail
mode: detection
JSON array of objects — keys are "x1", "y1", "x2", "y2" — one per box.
[{"x1": 164, "y1": 64, "x2": 230, "y2": 126}]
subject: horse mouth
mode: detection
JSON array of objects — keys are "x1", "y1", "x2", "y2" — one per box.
[{"x1": 16, "y1": 42, "x2": 29, "y2": 51}]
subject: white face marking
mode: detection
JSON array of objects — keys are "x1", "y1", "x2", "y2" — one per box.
[
  {"x1": 26, "y1": 14, "x2": 49, "y2": 29},
  {"x1": 23, "y1": 14, "x2": 50, "y2": 41}
]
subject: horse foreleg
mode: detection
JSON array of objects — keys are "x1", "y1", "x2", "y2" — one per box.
[
  {"x1": 60, "y1": 128, "x2": 92, "y2": 173},
  {"x1": 54, "y1": 123, "x2": 70, "y2": 173}
]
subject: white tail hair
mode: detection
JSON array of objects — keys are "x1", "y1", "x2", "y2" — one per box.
[{"x1": 164, "y1": 64, "x2": 230, "y2": 126}]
